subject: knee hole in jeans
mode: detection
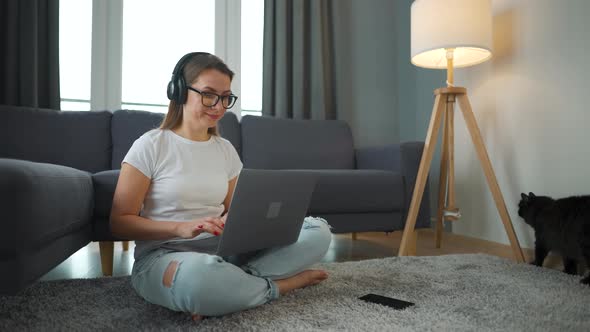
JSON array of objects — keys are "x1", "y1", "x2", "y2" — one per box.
[{"x1": 163, "y1": 260, "x2": 179, "y2": 288}]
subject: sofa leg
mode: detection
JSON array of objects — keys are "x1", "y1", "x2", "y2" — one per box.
[
  {"x1": 406, "y1": 230, "x2": 418, "y2": 256},
  {"x1": 99, "y1": 241, "x2": 114, "y2": 276},
  {"x1": 122, "y1": 241, "x2": 129, "y2": 251},
  {"x1": 351, "y1": 232, "x2": 358, "y2": 240}
]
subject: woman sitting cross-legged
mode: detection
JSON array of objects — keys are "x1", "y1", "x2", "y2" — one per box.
[{"x1": 110, "y1": 52, "x2": 332, "y2": 320}]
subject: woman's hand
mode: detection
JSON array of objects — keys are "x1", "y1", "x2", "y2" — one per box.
[{"x1": 175, "y1": 216, "x2": 225, "y2": 239}]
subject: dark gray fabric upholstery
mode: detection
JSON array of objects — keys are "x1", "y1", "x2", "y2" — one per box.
[
  {"x1": 241, "y1": 115, "x2": 354, "y2": 169},
  {"x1": 0, "y1": 158, "x2": 93, "y2": 293},
  {"x1": 0, "y1": 224, "x2": 91, "y2": 295},
  {"x1": 218, "y1": 112, "x2": 242, "y2": 157},
  {"x1": 92, "y1": 170, "x2": 119, "y2": 220},
  {"x1": 0, "y1": 105, "x2": 112, "y2": 173},
  {"x1": 0, "y1": 159, "x2": 93, "y2": 256},
  {"x1": 282, "y1": 170, "x2": 404, "y2": 213},
  {"x1": 91, "y1": 170, "x2": 120, "y2": 241},
  {"x1": 92, "y1": 217, "x2": 114, "y2": 242},
  {"x1": 111, "y1": 110, "x2": 164, "y2": 170},
  {"x1": 356, "y1": 142, "x2": 431, "y2": 230},
  {"x1": 91, "y1": 169, "x2": 403, "y2": 223},
  {"x1": 355, "y1": 144, "x2": 403, "y2": 172}
]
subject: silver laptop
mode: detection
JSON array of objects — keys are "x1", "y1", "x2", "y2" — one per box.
[{"x1": 162, "y1": 169, "x2": 317, "y2": 257}]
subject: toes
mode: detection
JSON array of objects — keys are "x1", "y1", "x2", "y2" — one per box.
[{"x1": 314, "y1": 270, "x2": 329, "y2": 279}]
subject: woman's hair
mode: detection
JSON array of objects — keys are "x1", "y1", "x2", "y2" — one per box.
[{"x1": 160, "y1": 53, "x2": 234, "y2": 135}]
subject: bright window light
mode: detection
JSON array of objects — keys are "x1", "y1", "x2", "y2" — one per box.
[
  {"x1": 241, "y1": 0, "x2": 264, "y2": 112},
  {"x1": 59, "y1": 1, "x2": 263, "y2": 115},
  {"x1": 121, "y1": 0, "x2": 215, "y2": 112},
  {"x1": 59, "y1": 0, "x2": 92, "y2": 111}
]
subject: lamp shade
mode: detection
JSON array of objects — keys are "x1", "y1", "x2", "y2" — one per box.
[{"x1": 411, "y1": 0, "x2": 492, "y2": 69}]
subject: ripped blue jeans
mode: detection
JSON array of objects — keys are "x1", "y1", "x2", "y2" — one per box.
[{"x1": 130, "y1": 217, "x2": 332, "y2": 317}]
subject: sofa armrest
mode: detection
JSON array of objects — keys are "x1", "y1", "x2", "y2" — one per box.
[
  {"x1": 355, "y1": 141, "x2": 423, "y2": 175},
  {"x1": 0, "y1": 159, "x2": 93, "y2": 256},
  {"x1": 355, "y1": 144, "x2": 403, "y2": 172},
  {"x1": 355, "y1": 142, "x2": 431, "y2": 228}
]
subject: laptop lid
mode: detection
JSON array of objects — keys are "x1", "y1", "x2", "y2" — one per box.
[{"x1": 216, "y1": 169, "x2": 317, "y2": 257}]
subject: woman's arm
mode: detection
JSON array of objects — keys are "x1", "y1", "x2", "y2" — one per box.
[
  {"x1": 110, "y1": 163, "x2": 181, "y2": 240},
  {"x1": 111, "y1": 163, "x2": 226, "y2": 240}
]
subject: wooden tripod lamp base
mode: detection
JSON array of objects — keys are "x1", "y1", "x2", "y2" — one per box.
[
  {"x1": 407, "y1": 0, "x2": 523, "y2": 262},
  {"x1": 398, "y1": 87, "x2": 525, "y2": 263}
]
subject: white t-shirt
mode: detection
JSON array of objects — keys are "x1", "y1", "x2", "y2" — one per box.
[{"x1": 122, "y1": 129, "x2": 243, "y2": 259}]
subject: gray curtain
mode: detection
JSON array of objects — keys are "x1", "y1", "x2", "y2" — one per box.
[
  {"x1": 262, "y1": 0, "x2": 336, "y2": 120},
  {"x1": 0, "y1": 0, "x2": 60, "y2": 109}
]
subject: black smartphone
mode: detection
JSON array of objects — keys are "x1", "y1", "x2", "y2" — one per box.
[{"x1": 359, "y1": 293, "x2": 415, "y2": 310}]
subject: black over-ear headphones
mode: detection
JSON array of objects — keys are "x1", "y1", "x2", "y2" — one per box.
[{"x1": 166, "y1": 52, "x2": 210, "y2": 104}]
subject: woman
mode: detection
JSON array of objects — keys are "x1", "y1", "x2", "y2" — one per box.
[{"x1": 110, "y1": 52, "x2": 332, "y2": 320}]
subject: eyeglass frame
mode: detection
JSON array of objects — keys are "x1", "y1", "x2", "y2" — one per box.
[{"x1": 186, "y1": 86, "x2": 238, "y2": 109}]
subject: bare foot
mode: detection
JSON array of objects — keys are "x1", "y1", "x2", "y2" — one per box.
[
  {"x1": 275, "y1": 269, "x2": 329, "y2": 295},
  {"x1": 191, "y1": 314, "x2": 204, "y2": 322}
]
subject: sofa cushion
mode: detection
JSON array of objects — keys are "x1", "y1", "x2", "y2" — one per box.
[
  {"x1": 0, "y1": 105, "x2": 112, "y2": 173},
  {"x1": 217, "y1": 111, "x2": 242, "y2": 157},
  {"x1": 285, "y1": 169, "x2": 405, "y2": 213},
  {"x1": 240, "y1": 115, "x2": 355, "y2": 169},
  {"x1": 111, "y1": 110, "x2": 164, "y2": 169},
  {"x1": 0, "y1": 159, "x2": 93, "y2": 257},
  {"x1": 92, "y1": 170, "x2": 120, "y2": 219},
  {"x1": 90, "y1": 168, "x2": 403, "y2": 219}
]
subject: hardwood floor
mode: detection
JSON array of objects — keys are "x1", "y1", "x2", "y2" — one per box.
[{"x1": 40, "y1": 229, "x2": 568, "y2": 281}]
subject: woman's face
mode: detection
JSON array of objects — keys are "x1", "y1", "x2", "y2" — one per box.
[{"x1": 183, "y1": 68, "x2": 232, "y2": 130}]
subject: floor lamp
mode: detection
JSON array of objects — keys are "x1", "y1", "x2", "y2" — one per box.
[{"x1": 398, "y1": 0, "x2": 525, "y2": 262}]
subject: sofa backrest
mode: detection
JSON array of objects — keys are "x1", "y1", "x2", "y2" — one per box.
[
  {"x1": 217, "y1": 111, "x2": 242, "y2": 157},
  {"x1": 0, "y1": 105, "x2": 112, "y2": 173},
  {"x1": 111, "y1": 110, "x2": 164, "y2": 169},
  {"x1": 240, "y1": 115, "x2": 355, "y2": 169},
  {"x1": 110, "y1": 109, "x2": 242, "y2": 169}
]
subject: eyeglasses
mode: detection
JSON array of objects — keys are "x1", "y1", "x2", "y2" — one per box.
[{"x1": 187, "y1": 86, "x2": 238, "y2": 109}]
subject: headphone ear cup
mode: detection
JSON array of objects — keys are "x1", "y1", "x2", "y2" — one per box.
[
  {"x1": 168, "y1": 51, "x2": 206, "y2": 104},
  {"x1": 176, "y1": 75, "x2": 187, "y2": 104},
  {"x1": 166, "y1": 78, "x2": 176, "y2": 101}
]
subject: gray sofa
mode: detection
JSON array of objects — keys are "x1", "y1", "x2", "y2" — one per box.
[{"x1": 0, "y1": 105, "x2": 430, "y2": 294}]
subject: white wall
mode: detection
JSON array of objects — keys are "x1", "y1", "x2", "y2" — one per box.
[{"x1": 452, "y1": 0, "x2": 590, "y2": 248}]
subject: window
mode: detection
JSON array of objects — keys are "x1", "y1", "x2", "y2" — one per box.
[
  {"x1": 121, "y1": 0, "x2": 215, "y2": 113},
  {"x1": 59, "y1": 0, "x2": 264, "y2": 115},
  {"x1": 59, "y1": 0, "x2": 92, "y2": 111},
  {"x1": 241, "y1": 0, "x2": 264, "y2": 115}
]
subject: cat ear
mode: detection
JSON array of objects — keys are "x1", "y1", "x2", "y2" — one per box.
[
  {"x1": 521, "y1": 193, "x2": 528, "y2": 201},
  {"x1": 528, "y1": 192, "x2": 536, "y2": 198}
]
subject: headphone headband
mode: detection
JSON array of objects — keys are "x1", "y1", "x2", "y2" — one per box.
[
  {"x1": 171, "y1": 52, "x2": 209, "y2": 76},
  {"x1": 167, "y1": 52, "x2": 211, "y2": 104}
]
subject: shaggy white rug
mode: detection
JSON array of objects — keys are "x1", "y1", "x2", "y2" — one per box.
[{"x1": 1, "y1": 254, "x2": 589, "y2": 331}]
